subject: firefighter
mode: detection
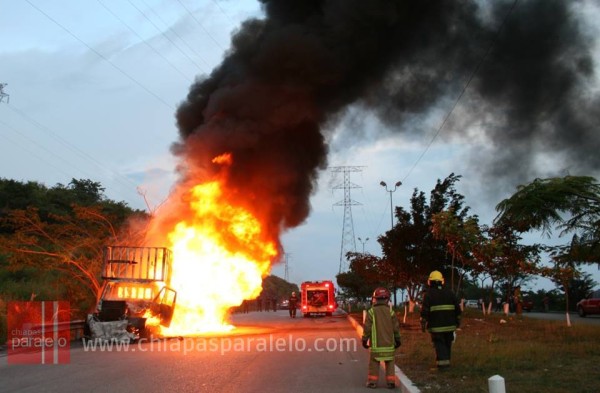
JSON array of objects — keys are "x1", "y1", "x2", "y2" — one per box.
[
  {"x1": 288, "y1": 291, "x2": 298, "y2": 318},
  {"x1": 420, "y1": 270, "x2": 461, "y2": 370},
  {"x1": 362, "y1": 287, "x2": 401, "y2": 389}
]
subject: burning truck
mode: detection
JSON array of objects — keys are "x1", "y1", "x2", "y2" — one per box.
[{"x1": 85, "y1": 246, "x2": 177, "y2": 342}]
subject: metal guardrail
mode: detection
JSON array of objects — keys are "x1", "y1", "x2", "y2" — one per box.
[
  {"x1": 70, "y1": 319, "x2": 86, "y2": 340},
  {"x1": 27, "y1": 319, "x2": 86, "y2": 341}
]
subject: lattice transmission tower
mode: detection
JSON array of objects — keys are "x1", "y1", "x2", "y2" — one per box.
[
  {"x1": 283, "y1": 253, "x2": 290, "y2": 282},
  {"x1": 331, "y1": 166, "x2": 364, "y2": 273},
  {"x1": 0, "y1": 83, "x2": 9, "y2": 104}
]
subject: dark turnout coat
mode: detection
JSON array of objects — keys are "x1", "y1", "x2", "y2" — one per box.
[
  {"x1": 420, "y1": 284, "x2": 461, "y2": 333},
  {"x1": 288, "y1": 294, "x2": 298, "y2": 308}
]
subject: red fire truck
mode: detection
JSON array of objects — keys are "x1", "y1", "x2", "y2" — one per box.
[{"x1": 300, "y1": 280, "x2": 337, "y2": 317}]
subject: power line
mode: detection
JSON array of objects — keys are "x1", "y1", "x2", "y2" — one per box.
[
  {"x1": 131, "y1": 0, "x2": 212, "y2": 72},
  {"x1": 96, "y1": 0, "x2": 193, "y2": 83},
  {"x1": 24, "y1": 0, "x2": 175, "y2": 111},
  {"x1": 0, "y1": 123, "x2": 79, "y2": 179},
  {"x1": 401, "y1": 0, "x2": 519, "y2": 183},
  {"x1": 175, "y1": 0, "x2": 227, "y2": 52},
  {"x1": 208, "y1": 0, "x2": 236, "y2": 26},
  {"x1": 2, "y1": 104, "x2": 143, "y2": 203},
  {"x1": 0, "y1": 118, "x2": 94, "y2": 180}
]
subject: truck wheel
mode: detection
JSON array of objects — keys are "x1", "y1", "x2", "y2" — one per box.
[
  {"x1": 578, "y1": 306, "x2": 587, "y2": 317},
  {"x1": 326, "y1": 312, "x2": 332, "y2": 317}
]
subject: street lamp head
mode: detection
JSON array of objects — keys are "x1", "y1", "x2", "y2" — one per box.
[
  {"x1": 395, "y1": 181, "x2": 402, "y2": 187},
  {"x1": 380, "y1": 181, "x2": 387, "y2": 187}
]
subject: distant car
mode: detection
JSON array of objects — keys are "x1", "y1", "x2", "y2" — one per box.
[
  {"x1": 576, "y1": 289, "x2": 600, "y2": 317},
  {"x1": 465, "y1": 299, "x2": 479, "y2": 308},
  {"x1": 278, "y1": 300, "x2": 290, "y2": 310}
]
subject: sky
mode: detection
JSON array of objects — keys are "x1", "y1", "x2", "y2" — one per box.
[{"x1": 1, "y1": 0, "x2": 599, "y2": 294}]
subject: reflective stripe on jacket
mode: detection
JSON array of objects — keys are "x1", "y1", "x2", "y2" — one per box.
[{"x1": 362, "y1": 301, "x2": 400, "y2": 361}]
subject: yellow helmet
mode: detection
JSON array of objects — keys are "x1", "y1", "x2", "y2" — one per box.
[{"x1": 428, "y1": 270, "x2": 444, "y2": 284}]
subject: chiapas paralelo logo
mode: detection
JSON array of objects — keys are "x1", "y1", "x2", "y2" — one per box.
[{"x1": 7, "y1": 301, "x2": 70, "y2": 364}]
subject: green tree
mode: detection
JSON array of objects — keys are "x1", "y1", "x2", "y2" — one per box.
[
  {"x1": 431, "y1": 208, "x2": 481, "y2": 293},
  {"x1": 495, "y1": 175, "x2": 600, "y2": 266},
  {"x1": 336, "y1": 252, "x2": 385, "y2": 301},
  {"x1": 379, "y1": 173, "x2": 471, "y2": 307},
  {"x1": 472, "y1": 223, "x2": 541, "y2": 310},
  {"x1": 0, "y1": 179, "x2": 145, "y2": 306}
]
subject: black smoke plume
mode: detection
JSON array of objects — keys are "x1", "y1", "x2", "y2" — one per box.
[{"x1": 173, "y1": 0, "x2": 598, "y2": 237}]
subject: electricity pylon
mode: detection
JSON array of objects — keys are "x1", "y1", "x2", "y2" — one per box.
[
  {"x1": 0, "y1": 83, "x2": 9, "y2": 104},
  {"x1": 331, "y1": 166, "x2": 364, "y2": 273}
]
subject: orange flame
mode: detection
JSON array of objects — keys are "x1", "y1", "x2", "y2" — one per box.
[
  {"x1": 211, "y1": 153, "x2": 233, "y2": 166},
  {"x1": 157, "y1": 180, "x2": 277, "y2": 336}
]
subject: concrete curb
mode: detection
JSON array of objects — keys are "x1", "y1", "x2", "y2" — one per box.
[{"x1": 347, "y1": 314, "x2": 420, "y2": 393}]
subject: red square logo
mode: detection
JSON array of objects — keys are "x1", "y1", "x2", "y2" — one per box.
[{"x1": 7, "y1": 301, "x2": 71, "y2": 364}]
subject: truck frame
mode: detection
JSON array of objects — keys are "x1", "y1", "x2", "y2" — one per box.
[{"x1": 85, "y1": 246, "x2": 177, "y2": 341}]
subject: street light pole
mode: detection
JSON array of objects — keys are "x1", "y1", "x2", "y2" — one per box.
[
  {"x1": 380, "y1": 180, "x2": 402, "y2": 308},
  {"x1": 380, "y1": 180, "x2": 402, "y2": 228},
  {"x1": 357, "y1": 237, "x2": 369, "y2": 253}
]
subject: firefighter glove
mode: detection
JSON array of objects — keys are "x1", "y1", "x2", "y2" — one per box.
[
  {"x1": 362, "y1": 338, "x2": 370, "y2": 349},
  {"x1": 394, "y1": 337, "x2": 401, "y2": 348}
]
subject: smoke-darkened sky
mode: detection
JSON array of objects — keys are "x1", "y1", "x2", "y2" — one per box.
[{"x1": 174, "y1": 0, "x2": 599, "y2": 239}]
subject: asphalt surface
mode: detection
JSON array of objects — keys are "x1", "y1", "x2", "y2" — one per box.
[
  {"x1": 0, "y1": 310, "x2": 380, "y2": 393},
  {"x1": 522, "y1": 311, "x2": 600, "y2": 326}
]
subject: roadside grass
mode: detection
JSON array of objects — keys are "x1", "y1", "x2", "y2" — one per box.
[{"x1": 354, "y1": 310, "x2": 600, "y2": 393}]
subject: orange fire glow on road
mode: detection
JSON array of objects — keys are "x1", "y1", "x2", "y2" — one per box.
[{"x1": 155, "y1": 178, "x2": 277, "y2": 336}]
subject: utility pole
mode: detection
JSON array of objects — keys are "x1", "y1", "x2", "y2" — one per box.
[
  {"x1": 331, "y1": 166, "x2": 364, "y2": 273},
  {"x1": 380, "y1": 180, "x2": 401, "y2": 307}
]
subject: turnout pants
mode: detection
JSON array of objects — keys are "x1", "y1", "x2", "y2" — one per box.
[
  {"x1": 431, "y1": 332, "x2": 454, "y2": 367},
  {"x1": 368, "y1": 352, "x2": 395, "y2": 385}
]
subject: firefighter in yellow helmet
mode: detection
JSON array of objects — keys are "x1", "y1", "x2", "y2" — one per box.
[
  {"x1": 420, "y1": 270, "x2": 461, "y2": 370},
  {"x1": 361, "y1": 287, "x2": 401, "y2": 389}
]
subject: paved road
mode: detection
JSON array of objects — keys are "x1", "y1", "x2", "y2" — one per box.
[
  {"x1": 523, "y1": 311, "x2": 600, "y2": 326},
  {"x1": 0, "y1": 311, "x2": 379, "y2": 393}
]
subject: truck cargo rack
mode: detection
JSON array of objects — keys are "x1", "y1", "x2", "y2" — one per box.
[{"x1": 102, "y1": 246, "x2": 172, "y2": 283}]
